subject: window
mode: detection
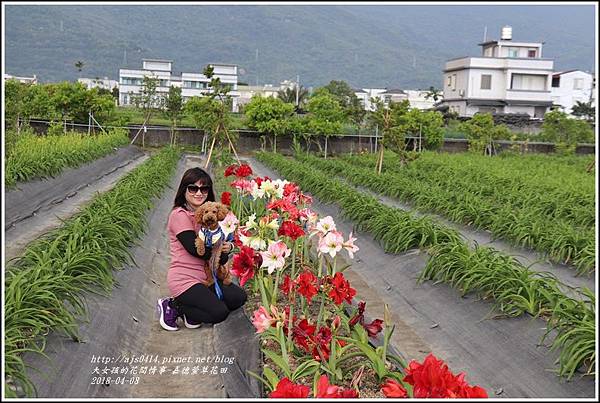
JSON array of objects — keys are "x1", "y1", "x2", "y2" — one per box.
[
  {"x1": 447, "y1": 75, "x2": 452, "y2": 87},
  {"x1": 121, "y1": 77, "x2": 142, "y2": 85},
  {"x1": 507, "y1": 48, "x2": 519, "y2": 58},
  {"x1": 528, "y1": 49, "x2": 537, "y2": 58},
  {"x1": 552, "y1": 76, "x2": 561, "y2": 88},
  {"x1": 534, "y1": 106, "x2": 547, "y2": 119},
  {"x1": 184, "y1": 81, "x2": 207, "y2": 89},
  {"x1": 451, "y1": 74, "x2": 457, "y2": 90},
  {"x1": 159, "y1": 79, "x2": 169, "y2": 87},
  {"x1": 573, "y1": 78, "x2": 584, "y2": 90},
  {"x1": 481, "y1": 74, "x2": 492, "y2": 90},
  {"x1": 510, "y1": 74, "x2": 546, "y2": 91}
]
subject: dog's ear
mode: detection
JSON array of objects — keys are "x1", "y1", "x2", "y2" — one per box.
[
  {"x1": 194, "y1": 204, "x2": 207, "y2": 224},
  {"x1": 217, "y1": 203, "x2": 229, "y2": 221}
]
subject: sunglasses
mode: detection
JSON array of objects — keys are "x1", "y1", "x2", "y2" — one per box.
[{"x1": 187, "y1": 184, "x2": 210, "y2": 194}]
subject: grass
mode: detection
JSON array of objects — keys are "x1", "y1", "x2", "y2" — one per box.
[{"x1": 4, "y1": 146, "x2": 181, "y2": 397}]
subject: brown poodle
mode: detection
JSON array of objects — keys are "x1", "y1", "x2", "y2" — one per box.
[{"x1": 194, "y1": 201, "x2": 233, "y2": 286}]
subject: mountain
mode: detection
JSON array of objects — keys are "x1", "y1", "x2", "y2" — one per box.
[{"x1": 4, "y1": 4, "x2": 596, "y2": 89}]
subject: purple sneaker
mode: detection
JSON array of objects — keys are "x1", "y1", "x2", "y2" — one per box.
[
  {"x1": 183, "y1": 314, "x2": 202, "y2": 329},
  {"x1": 156, "y1": 298, "x2": 179, "y2": 331}
]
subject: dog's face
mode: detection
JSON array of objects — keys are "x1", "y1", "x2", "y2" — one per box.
[{"x1": 195, "y1": 202, "x2": 230, "y2": 229}]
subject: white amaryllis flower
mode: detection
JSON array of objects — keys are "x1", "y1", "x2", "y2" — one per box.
[
  {"x1": 260, "y1": 240, "x2": 291, "y2": 274},
  {"x1": 271, "y1": 179, "x2": 289, "y2": 199},
  {"x1": 259, "y1": 215, "x2": 280, "y2": 231},
  {"x1": 245, "y1": 213, "x2": 257, "y2": 230},
  {"x1": 251, "y1": 181, "x2": 266, "y2": 199},
  {"x1": 343, "y1": 232, "x2": 359, "y2": 259},
  {"x1": 219, "y1": 211, "x2": 239, "y2": 236},
  {"x1": 239, "y1": 231, "x2": 268, "y2": 251},
  {"x1": 315, "y1": 216, "x2": 337, "y2": 236},
  {"x1": 318, "y1": 230, "x2": 344, "y2": 258}
]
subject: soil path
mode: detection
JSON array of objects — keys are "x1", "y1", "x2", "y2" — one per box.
[
  {"x1": 21, "y1": 154, "x2": 230, "y2": 398},
  {"x1": 245, "y1": 156, "x2": 595, "y2": 399}
]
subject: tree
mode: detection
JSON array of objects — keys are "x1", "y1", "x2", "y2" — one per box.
[
  {"x1": 74, "y1": 60, "x2": 85, "y2": 78},
  {"x1": 277, "y1": 85, "x2": 309, "y2": 112},
  {"x1": 4, "y1": 79, "x2": 29, "y2": 132},
  {"x1": 571, "y1": 101, "x2": 595, "y2": 122},
  {"x1": 458, "y1": 113, "x2": 511, "y2": 156},
  {"x1": 424, "y1": 86, "x2": 442, "y2": 102},
  {"x1": 541, "y1": 109, "x2": 594, "y2": 154},
  {"x1": 131, "y1": 75, "x2": 161, "y2": 147},
  {"x1": 244, "y1": 95, "x2": 295, "y2": 152},
  {"x1": 186, "y1": 64, "x2": 240, "y2": 167},
  {"x1": 164, "y1": 85, "x2": 183, "y2": 145},
  {"x1": 368, "y1": 99, "x2": 411, "y2": 172},
  {"x1": 305, "y1": 92, "x2": 345, "y2": 157},
  {"x1": 111, "y1": 86, "x2": 120, "y2": 104},
  {"x1": 398, "y1": 108, "x2": 445, "y2": 150}
]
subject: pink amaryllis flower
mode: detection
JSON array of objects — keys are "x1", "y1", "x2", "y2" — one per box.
[
  {"x1": 219, "y1": 211, "x2": 239, "y2": 237},
  {"x1": 251, "y1": 306, "x2": 275, "y2": 333},
  {"x1": 318, "y1": 230, "x2": 344, "y2": 258},
  {"x1": 343, "y1": 232, "x2": 359, "y2": 259},
  {"x1": 314, "y1": 216, "x2": 337, "y2": 236},
  {"x1": 230, "y1": 178, "x2": 254, "y2": 195},
  {"x1": 259, "y1": 241, "x2": 291, "y2": 274}
]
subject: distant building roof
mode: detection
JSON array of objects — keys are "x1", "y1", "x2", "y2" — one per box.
[
  {"x1": 382, "y1": 89, "x2": 407, "y2": 94},
  {"x1": 353, "y1": 89, "x2": 367, "y2": 93},
  {"x1": 143, "y1": 58, "x2": 173, "y2": 63},
  {"x1": 552, "y1": 69, "x2": 587, "y2": 77}
]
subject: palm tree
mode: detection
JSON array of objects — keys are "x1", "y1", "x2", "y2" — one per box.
[
  {"x1": 277, "y1": 85, "x2": 309, "y2": 112},
  {"x1": 74, "y1": 60, "x2": 85, "y2": 78}
]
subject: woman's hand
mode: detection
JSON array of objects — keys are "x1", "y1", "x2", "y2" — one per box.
[{"x1": 222, "y1": 242, "x2": 233, "y2": 254}]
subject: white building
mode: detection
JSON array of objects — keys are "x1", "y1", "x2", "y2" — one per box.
[
  {"x1": 237, "y1": 83, "x2": 283, "y2": 108},
  {"x1": 550, "y1": 70, "x2": 595, "y2": 115},
  {"x1": 354, "y1": 88, "x2": 440, "y2": 111},
  {"x1": 78, "y1": 77, "x2": 119, "y2": 91},
  {"x1": 4, "y1": 73, "x2": 38, "y2": 84},
  {"x1": 441, "y1": 26, "x2": 554, "y2": 118},
  {"x1": 119, "y1": 59, "x2": 240, "y2": 111}
]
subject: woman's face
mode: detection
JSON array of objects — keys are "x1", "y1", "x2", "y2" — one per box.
[{"x1": 185, "y1": 179, "x2": 210, "y2": 211}]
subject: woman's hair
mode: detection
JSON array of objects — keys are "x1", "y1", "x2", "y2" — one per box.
[{"x1": 173, "y1": 167, "x2": 216, "y2": 209}]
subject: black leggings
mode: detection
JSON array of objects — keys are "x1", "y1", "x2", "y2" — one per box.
[{"x1": 174, "y1": 280, "x2": 247, "y2": 324}]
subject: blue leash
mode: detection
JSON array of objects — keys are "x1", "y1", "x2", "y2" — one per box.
[{"x1": 201, "y1": 227, "x2": 231, "y2": 300}]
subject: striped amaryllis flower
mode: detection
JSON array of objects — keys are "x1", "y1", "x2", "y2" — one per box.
[
  {"x1": 259, "y1": 240, "x2": 291, "y2": 274},
  {"x1": 318, "y1": 230, "x2": 343, "y2": 258}
]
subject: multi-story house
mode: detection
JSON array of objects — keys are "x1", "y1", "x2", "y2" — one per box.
[
  {"x1": 550, "y1": 70, "x2": 595, "y2": 116},
  {"x1": 441, "y1": 26, "x2": 554, "y2": 118},
  {"x1": 119, "y1": 59, "x2": 240, "y2": 111},
  {"x1": 354, "y1": 88, "x2": 440, "y2": 111}
]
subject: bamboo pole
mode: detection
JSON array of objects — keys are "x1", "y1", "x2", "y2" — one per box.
[
  {"x1": 223, "y1": 125, "x2": 241, "y2": 165},
  {"x1": 204, "y1": 134, "x2": 218, "y2": 169}
]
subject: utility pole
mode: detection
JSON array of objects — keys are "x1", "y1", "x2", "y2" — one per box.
[
  {"x1": 255, "y1": 49, "x2": 259, "y2": 86},
  {"x1": 295, "y1": 75, "x2": 299, "y2": 107}
]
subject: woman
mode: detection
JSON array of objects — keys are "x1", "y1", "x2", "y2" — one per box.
[{"x1": 156, "y1": 167, "x2": 247, "y2": 331}]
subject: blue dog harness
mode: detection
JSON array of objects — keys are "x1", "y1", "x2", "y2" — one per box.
[{"x1": 199, "y1": 227, "x2": 234, "y2": 300}]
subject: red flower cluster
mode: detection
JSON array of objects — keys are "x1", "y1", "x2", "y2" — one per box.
[
  {"x1": 269, "y1": 375, "x2": 358, "y2": 398},
  {"x1": 316, "y1": 374, "x2": 359, "y2": 398},
  {"x1": 381, "y1": 378, "x2": 408, "y2": 398},
  {"x1": 254, "y1": 175, "x2": 271, "y2": 187},
  {"x1": 348, "y1": 300, "x2": 384, "y2": 338},
  {"x1": 224, "y1": 164, "x2": 253, "y2": 178},
  {"x1": 269, "y1": 377, "x2": 310, "y2": 398},
  {"x1": 220, "y1": 191, "x2": 231, "y2": 206},
  {"x1": 278, "y1": 220, "x2": 305, "y2": 241},
  {"x1": 403, "y1": 353, "x2": 488, "y2": 398},
  {"x1": 279, "y1": 270, "x2": 318, "y2": 303},
  {"x1": 267, "y1": 198, "x2": 300, "y2": 221},
  {"x1": 327, "y1": 272, "x2": 357, "y2": 305},
  {"x1": 292, "y1": 319, "x2": 333, "y2": 361},
  {"x1": 230, "y1": 245, "x2": 261, "y2": 286}
]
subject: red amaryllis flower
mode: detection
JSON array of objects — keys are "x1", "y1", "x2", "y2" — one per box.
[
  {"x1": 403, "y1": 353, "x2": 488, "y2": 398},
  {"x1": 224, "y1": 164, "x2": 237, "y2": 177},
  {"x1": 328, "y1": 272, "x2": 357, "y2": 305},
  {"x1": 381, "y1": 378, "x2": 408, "y2": 398},
  {"x1": 292, "y1": 319, "x2": 316, "y2": 353},
  {"x1": 349, "y1": 300, "x2": 366, "y2": 327},
  {"x1": 235, "y1": 164, "x2": 253, "y2": 178},
  {"x1": 296, "y1": 270, "x2": 318, "y2": 304},
  {"x1": 269, "y1": 377, "x2": 310, "y2": 398},
  {"x1": 280, "y1": 274, "x2": 295, "y2": 298},
  {"x1": 315, "y1": 375, "x2": 359, "y2": 398},
  {"x1": 278, "y1": 220, "x2": 305, "y2": 241},
  {"x1": 363, "y1": 318, "x2": 384, "y2": 338},
  {"x1": 283, "y1": 182, "x2": 300, "y2": 198},
  {"x1": 230, "y1": 245, "x2": 260, "y2": 286},
  {"x1": 220, "y1": 191, "x2": 231, "y2": 206},
  {"x1": 253, "y1": 175, "x2": 271, "y2": 187}
]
